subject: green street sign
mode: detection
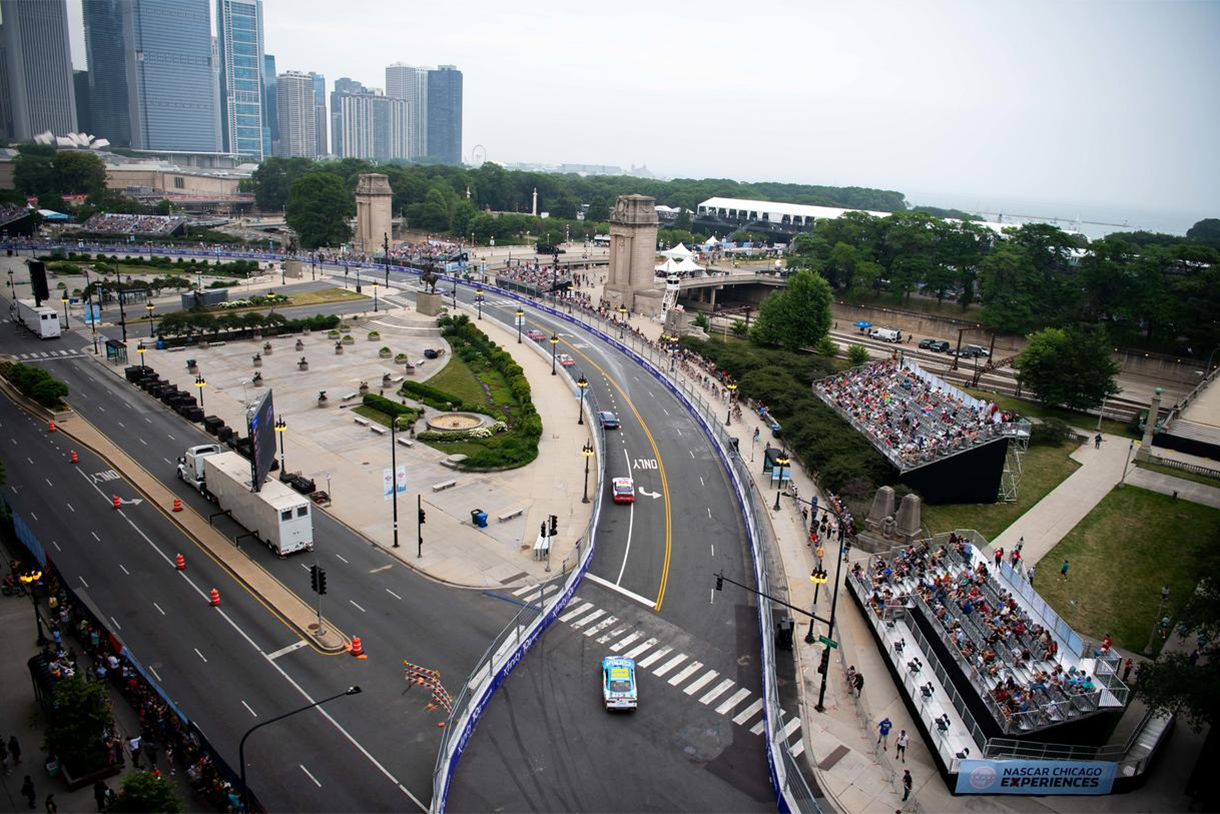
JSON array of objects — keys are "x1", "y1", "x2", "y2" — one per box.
[{"x1": 818, "y1": 636, "x2": 838, "y2": 649}]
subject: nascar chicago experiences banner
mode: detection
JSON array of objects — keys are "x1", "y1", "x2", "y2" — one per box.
[{"x1": 956, "y1": 759, "x2": 1117, "y2": 795}]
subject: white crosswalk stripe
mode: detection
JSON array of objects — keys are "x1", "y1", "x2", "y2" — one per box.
[
  {"x1": 683, "y1": 670, "x2": 719, "y2": 696},
  {"x1": 666, "y1": 661, "x2": 703, "y2": 686},
  {"x1": 790, "y1": 740, "x2": 805, "y2": 758},
  {"x1": 716, "y1": 688, "x2": 752, "y2": 716},
  {"x1": 623, "y1": 637, "x2": 658, "y2": 659},
  {"x1": 637, "y1": 645, "x2": 672, "y2": 669},
  {"x1": 597, "y1": 625, "x2": 630, "y2": 644},
  {"x1": 609, "y1": 631, "x2": 643, "y2": 652},
  {"x1": 558, "y1": 602, "x2": 594, "y2": 623},
  {"x1": 583, "y1": 616, "x2": 618, "y2": 637},
  {"x1": 652, "y1": 653, "x2": 687, "y2": 677},
  {"x1": 699, "y1": 679, "x2": 736, "y2": 705},
  {"x1": 782, "y1": 717, "x2": 802, "y2": 738},
  {"x1": 733, "y1": 699, "x2": 764, "y2": 725},
  {"x1": 569, "y1": 608, "x2": 605, "y2": 628}
]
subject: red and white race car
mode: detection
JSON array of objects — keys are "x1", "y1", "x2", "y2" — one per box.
[
  {"x1": 612, "y1": 477, "x2": 635, "y2": 504},
  {"x1": 526, "y1": 329, "x2": 547, "y2": 341}
]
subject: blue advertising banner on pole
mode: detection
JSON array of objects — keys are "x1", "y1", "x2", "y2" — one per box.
[{"x1": 956, "y1": 759, "x2": 1116, "y2": 795}]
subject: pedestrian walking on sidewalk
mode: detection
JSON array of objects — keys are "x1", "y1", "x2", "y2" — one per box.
[
  {"x1": 1028, "y1": 564, "x2": 1036, "y2": 586},
  {"x1": 994, "y1": 547, "x2": 1003, "y2": 567},
  {"x1": 127, "y1": 734, "x2": 141, "y2": 768},
  {"x1": 92, "y1": 781, "x2": 108, "y2": 812},
  {"x1": 8, "y1": 735, "x2": 20, "y2": 765},
  {"x1": 902, "y1": 770, "x2": 913, "y2": 801},
  {"x1": 847, "y1": 666, "x2": 857, "y2": 695},
  {"x1": 1060, "y1": 559, "x2": 1070, "y2": 581},
  {"x1": 1123, "y1": 658, "x2": 1134, "y2": 682},
  {"x1": 1095, "y1": 433, "x2": 1102, "y2": 449},
  {"x1": 854, "y1": 672, "x2": 865, "y2": 696},
  {"x1": 878, "y1": 717, "x2": 893, "y2": 748},
  {"x1": 895, "y1": 730, "x2": 909, "y2": 762},
  {"x1": 21, "y1": 775, "x2": 35, "y2": 809}
]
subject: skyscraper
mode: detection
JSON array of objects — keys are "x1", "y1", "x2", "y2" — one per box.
[
  {"x1": 330, "y1": 77, "x2": 366, "y2": 156},
  {"x1": 385, "y1": 62, "x2": 428, "y2": 160},
  {"x1": 311, "y1": 72, "x2": 326, "y2": 158},
  {"x1": 334, "y1": 90, "x2": 407, "y2": 162},
  {"x1": 426, "y1": 65, "x2": 462, "y2": 165},
  {"x1": 263, "y1": 54, "x2": 277, "y2": 155},
  {"x1": 276, "y1": 71, "x2": 315, "y2": 158},
  {"x1": 216, "y1": 0, "x2": 266, "y2": 159},
  {"x1": 125, "y1": 0, "x2": 221, "y2": 152},
  {"x1": 1, "y1": 0, "x2": 77, "y2": 140},
  {"x1": 82, "y1": 0, "x2": 130, "y2": 146}
]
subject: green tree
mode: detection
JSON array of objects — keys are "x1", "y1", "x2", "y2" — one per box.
[
  {"x1": 45, "y1": 675, "x2": 113, "y2": 773},
  {"x1": 550, "y1": 195, "x2": 578, "y2": 220},
  {"x1": 731, "y1": 319, "x2": 748, "y2": 338},
  {"x1": 693, "y1": 312, "x2": 711, "y2": 330},
  {"x1": 284, "y1": 173, "x2": 354, "y2": 249},
  {"x1": 673, "y1": 208, "x2": 692, "y2": 231},
  {"x1": 112, "y1": 770, "x2": 185, "y2": 813},
  {"x1": 979, "y1": 242, "x2": 1038, "y2": 332},
  {"x1": 1186, "y1": 218, "x2": 1220, "y2": 250},
  {"x1": 585, "y1": 197, "x2": 610, "y2": 222},
  {"x1": 847, "y1": 344, "x2": 870, "y2": 366},
  {"x1": 250, "y1": 156, "x2": 316, "y2": 211},
  {"x1": 14, "y1": 152, "x2": 57, "y2": 197},
  {"x1": 53, "y1": 151, "x2": 107, "y2": 195},
  {"x1": 1014, "y1": 327, "x2": 1119, "y2": 412},
  {"x1": 750, "y1": 270, "x2": 833, "y2": 351}
]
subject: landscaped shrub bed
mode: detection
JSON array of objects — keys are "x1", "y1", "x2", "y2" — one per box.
[{"x1": 0, "y1": 361, "x2": 69, "y2": 408}]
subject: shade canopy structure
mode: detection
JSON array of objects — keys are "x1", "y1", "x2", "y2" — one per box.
[
  {"x1": 852, "y1": 321, "x2": 873, "y2": 329},
  {"x1": 660, "y1": 243, "x2": 695, "y2": 260},
  {"x1": 655, "y1": 256, "x2": 705, "y2": 276}
]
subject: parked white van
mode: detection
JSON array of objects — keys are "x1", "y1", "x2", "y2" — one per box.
[{"x1": 869, "y1": 327, "x2": 901, "y2": 343}]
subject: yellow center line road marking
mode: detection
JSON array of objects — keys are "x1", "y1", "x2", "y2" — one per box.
[{"x1": 537, "y1": 318, "x2": 674, "y2": 611}]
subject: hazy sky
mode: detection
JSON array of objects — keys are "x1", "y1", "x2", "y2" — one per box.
[{"x1": 67, "y1": 0, "x2": 1220, "y2": 220}]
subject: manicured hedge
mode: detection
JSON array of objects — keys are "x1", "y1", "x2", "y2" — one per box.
[
  {"x1": 0, "y1": 361, "x2": 69, "y2": 408},
  {"x1": 361, "y1": 393, "x2": 418, "y2": 422}
]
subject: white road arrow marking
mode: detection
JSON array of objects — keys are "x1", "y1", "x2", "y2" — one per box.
[
  {"x1": 637, "y1": 487, "x2": 661, "y2": 499},
  {"x1": 117, "y1": 497, "x2": 143, "y2": 506}
]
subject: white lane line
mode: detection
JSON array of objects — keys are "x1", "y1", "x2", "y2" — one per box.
[
  {"x1": 699, "y1": 476, "x2": 705, "y2": 487},
  {"x1": 568, "y1": 608, "x2": 605, "y2": 628},
  {"x1": 118, "y1": 421, "x2": 125, "y2": 428},
  {"x1": 335, "y1": 554, "x2": 349, "y2": 564},
  {"x1": 700, "y1": 678, "x2": 736, "y2": 705},
  {"x1": 716, "y1": 688, "x2": 752, "y2": 715},
  {"x1": 584, "y1": 573, "x2": 654, "y2": 609},
  {"x1": 91, "y1": 531, "x2": 100, "y2": 541},
  {"x1": 166, "y1": 433, "x2": 175, "y2": 440},
  {"x1": 783, "y1": 717, "x2": 802, "y2": 738},
  {"x1": 27, "y1": 457, "x2": 33, "y2": 465},
  {"x1": 385, "y1": 588, "x2": 402, "y2": 600},
  {"x1": 667, "y1": 661, "x2": 703, "y2": 686},
  {"x1": 163, "y1": 457, "x2": 172, "y2": 465},
  {"x1": 652, "y1": 653, "x2": 687, "y2": 677},
  {"x1": 194, "y1": 647, "x2": 208, "y2": 663},
  {"x1": 51, "y1": 541, "x2": 61, "y2": 551},
  {"x1": 144, "y1": 418, "x2": 152, "y2": 424},
  {"x1": 242, "y1": 700, "x2": 258, "y2": 717},
  {"x1": 711, "y1": 544, "x2": 715, "y2": 557},
  {"x1": 66, "y1": 502, "x2": 74, "y2": 512},
  {"x1": 349, "y1": 599, "x2": 366, "y2": 613},
  {"x1": 689, "y1": 450, "x2": 694, "y2": 458},
  {"x1": 139, "y1": 438, "x2": 146, "y2": 445},
  {"x1": 684, "y1": 670, "x2": 720, "y2": 696},
  {"x1": 109, "y1": 615, "x2": 121, "y2": 630},
  {"x1": 733, "y1": 698, "x2": 764, "y2": 725},
  {"x1": 45, "y1": 477, "x2": 53, "y2": 487},
  {"x1": 98, "y1": 405, "x2": 105, "y2": 412},
  {"x1": 663, "y1": 408, "x2": 670, "y2": 416},
  {"x1": 29, "y1": 510, "x2": 37, "y2": 520},
  {"x1": 153, "y1": 602, "x2": 166, "y2": 616},
  {"x1": 623, "y1": 637, "x2": 658, "y2": 660},
  {"x1": 266, "y1": 640, "x2": 309, "y2": 660},
  {"x1": 558, "y1": 601, "x2": 594, "y2": 623},
  {"x1": 149, "y1": 665, "x2": 161, "y2": 682},
  {"x1": 369, "y1": 564, "x2": 392, "y2": 574},
  {"x1": 300, "y1": 764, "x2": 322, "y2": 788},
  {"x1": 119, "y1": 564, "x2": 130, "y2": 575},
  {"x1": 790, "y1": 740, "x2": 805, "y2": 758},
  {"x1": 708, "y1": 507, "x2": 712, "y2": 519},
  {"x1": 583, "y1": 616, "x2": 618, "y2": 637},
  {"x1": 609, "y1": 631, "x2": 643, "y2": 652}
]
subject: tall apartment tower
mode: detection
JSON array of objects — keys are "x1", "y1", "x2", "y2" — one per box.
[
  {"x1": 310, "y1": 72, "x2": 326, "y2": 157},
  {"x1": 330, "y1": 77, "x2": 366, "y2": 156},
  {"x1": 82, "y1": 0, "x2": 131, "y2": 146},
  {"x1": 217, "y1": 0, "x2": 266, "y2": 159},
  {"x1": 0, "y1": 0, "x2": 77, "y2": 140},
  {"x1": 385, "y1": 62, "x2": 428, "y2": 160},
  {"x1": 275, "y1": 71, "x2": 316, "y2": 158},
  {"x1": 426, "y1": 65, "x2": 462, "y2": 165},
  {"x1": 124, "y1": 0, "x2": 220, "y2": 152},
  {"x1": 262, "y1": 53, "x2": 277, "y2": 154},
  {"x1": 334, "y1": 90, "x2": 407, "y2": 162}
]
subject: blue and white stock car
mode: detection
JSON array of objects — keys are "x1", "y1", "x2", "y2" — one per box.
[{"x1": 602, "y1": 656, "x2": 638, "y2": 710}]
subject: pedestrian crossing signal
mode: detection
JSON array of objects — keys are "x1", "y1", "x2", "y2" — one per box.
[
  {"x1": 715, "y1": 572, "x2": 724, "y2": 591},
  {"x1": 310, "y1": 565, "x2": 327, "y2": 595},
  {"x1": 418, "y1": 508, "x2": 427, "y2": 525}
]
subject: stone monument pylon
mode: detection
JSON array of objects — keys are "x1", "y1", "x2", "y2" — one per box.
[
  {"x1": 604, "y1": 194, "x2": 663, "y2": 316},
  {"x1": 355, "y1": 173, "x2": 393, "y2": 255}
]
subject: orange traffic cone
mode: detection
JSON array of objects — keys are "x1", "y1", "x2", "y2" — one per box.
[
  {"x1": 175, "y1": 553, "x2": 185, "y2": 570},
  {"x1": 48, "y1": 420, "x2": 55, "y2": 433},
  {"x1": 436, "y1": 721, "x2": 446, "y2": 728},
  {"x1": 172, "y1": 498, "x2": 182, "y2": 512},
  {"x1": 69, "y1": 450, "x2": 78, "y2": 464},
  {"x1": 112, "y1": 495, "x2": 121, "y2": 509},
  {"x1": 209, "y1": 588, "x2": 220, "y2": 606},
  {"x1": 349, "y1": 636, "x2": 366, "y2": 659}
]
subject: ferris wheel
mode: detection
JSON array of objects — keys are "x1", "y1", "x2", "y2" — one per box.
[{"x1": 470, "y1": 144, "x2": 487, "y2": 165}]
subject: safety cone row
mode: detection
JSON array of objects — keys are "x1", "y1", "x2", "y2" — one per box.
[
  {"x1": 175, "y1": 553, "x2": 185, "y2": 570},
  {"x1": 208, "y1": 588, "x2": 220, "y2": 606},
  {"x1": 69, "y1": 450, "x2": 78, "y2": 464},
  {"x1": 172, "y1": 498, "x2": 183, "y2": 512},
  {"x1": 348, "y1": 635, "x2": 366, "y2": 659},
  {"x1": 112, "y1": 495, "x2": 121, "y2": 509}
]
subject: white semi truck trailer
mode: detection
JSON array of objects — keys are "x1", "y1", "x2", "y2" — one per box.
[
  {"x1": 15, "y1": 298, "x2": 61, "y2": 339},
  {"x1": 177, "y1": 444, "x2": 313, "y2": 556}
]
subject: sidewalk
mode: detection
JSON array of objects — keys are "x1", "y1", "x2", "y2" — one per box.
[{"x1": 1126, "y1": 467, "x2": 1220, "y2": 508}]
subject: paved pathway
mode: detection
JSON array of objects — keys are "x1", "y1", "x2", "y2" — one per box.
[{"x1": 1126, "y1": 467, "x2": 1220, "y2": 508}]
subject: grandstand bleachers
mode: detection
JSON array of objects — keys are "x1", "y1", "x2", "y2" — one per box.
[{"x1": 80, "y1": 213, "x2": 187, "y2": 237}]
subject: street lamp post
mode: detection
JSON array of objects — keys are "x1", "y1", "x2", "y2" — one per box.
[
  {"x1": 618, "y1": 304, "x2": 627, "y2": 339},
  {"x1": 18, "y1": 569, "x2": 46, "y2": 646},
  {"x1": 773, "y1": 452, "x2": 789, "y2": 510},
  {"x1": 1143, "y1": 585, "x2": 1170, "y2": 656},
  {"x1": 274, "y1": 416, "x2": 287, "y2": 474},
  {"x1": 726, "y1": 382, "x2": 737, "y2": 426},
  {"x1": 582, "y1": 440, "x2": 594, "y2": 503},
  {"x1": 814, "y1": 531, "x2": 847, "y2": 712},
  {"x1": 239, "y1": 687, "x2": 362, "y2": 812},
  {"x1": 550, "y1": 334, "x2": 559, "y2": 375},
  {"x1": 577, "y1": 374, "x2": 588, "y2": 425},
  {"x1": 390, "y1": 416, "x2": 400, "y2": 548},
  {"x1": 136, "y1": 341, "x2": 146, "y2": 372},
  {"x1": 515, "y1": 308, "x2": 524, "y2": 344},
  {"x1": 117, "y1": 290, "x2": 127, "y2": 341},
  {"x1": 194, "y1": 374, "x2": 206, "y2": 412},
  {"x1": 805, "y1": 562, "x2": 828, "y2": 643},
  {"x1": 475, "y1": 292, "x2": 484, "y2": 320},
  {"x1": 61, "y1": 294, "x2": 69, "y2": 327},
  {"x1": 373, "y1": 282, "x2": 378, "y2": 313},
  {"x1": 146, "y1": 302, "x2": 155, "y2": 338}
]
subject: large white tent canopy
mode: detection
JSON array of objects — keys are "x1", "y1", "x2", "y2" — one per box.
[
  {"x1": 655, "y1": 256, "x2": 705, "y2": 276},
  {"x1": 660, "y1": 242, "x2": 694, "y2": 260}
]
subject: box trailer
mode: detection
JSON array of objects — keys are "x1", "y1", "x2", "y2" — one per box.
[
  {"x1": 177, "y1": 444, "x2": 312, "y2": 556},
  {"x1": 15, "y1": 299, "x2": 61, "y2": 339}
]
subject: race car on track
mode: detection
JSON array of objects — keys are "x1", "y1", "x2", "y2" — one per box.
[
  {"x1": 558, "y1": 354, "x2": 575, "y2": 367},
  {"x1": 612, "y1": 477, "x2": 635, "y2": 503},
  {"x1": 602, "y1": 656, "x2": 638, "y2": 710}
]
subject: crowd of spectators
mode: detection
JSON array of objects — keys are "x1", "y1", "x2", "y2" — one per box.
[
  {"x1": 495, "y1": 261, "x2": 573, "y2": 292},
  {"x1": 0, "y1": 203, "x2": 31, "y2": 226},
  {"x1": 20, "y1": 561, "x2": 247, "y2": 811},
  {"x1": 81, "y1": 214, "x2": 186, "y2": 236},
  {"x1": 854, "y1": 536, "x2": 1105, "y2": 733},
  {"x1": 814, "y1": 359, "x2": 1018, "y2": 467}
]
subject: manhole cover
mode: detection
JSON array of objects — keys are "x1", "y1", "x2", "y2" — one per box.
[{"x1": 308, "y1": 623, "x2": 320, "y2": 631}]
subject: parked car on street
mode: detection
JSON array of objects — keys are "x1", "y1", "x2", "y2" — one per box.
[{"x1": 929, "y1": 340, "x2": 951, "y2": 353}]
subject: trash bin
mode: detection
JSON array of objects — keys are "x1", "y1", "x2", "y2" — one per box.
[
  {"x1": 776, "y1": 616, "x2": 795, "y2": 651},
  {"x1": 471, "y1": 509, "x2": 488, "y2": 528},
  {"x1": 156, "y1": 339, "x2": 166, "y2": 350}
]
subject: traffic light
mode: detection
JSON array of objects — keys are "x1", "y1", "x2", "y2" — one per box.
[
  {"x1": 548, "y1": 514, "x2": 558, "y2": 537},
  {"x1": 419, "y1": 508, "x2": 427, "y2": 525},
  {"x1": 715, "y1": 572, "x2": 724, "y2": 591},
  {"x1": 817, "y1": 648, "x2": 830, "y2": 675},
  {"x1": 310, "y1": 564, "x2": 319, "y2": 593},
  {"x1": 317, "y1": 568, "x2": 327, "y2": 596}
]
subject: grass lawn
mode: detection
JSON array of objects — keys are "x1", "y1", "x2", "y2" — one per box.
[
  {"x1": 1036, "y1": 485, "x2": 1220, "y2": 653},
  {"x1": 287, "y1": 288, "x2": 367, "y2": 307},
  {"x1": 352, "y1": 404, "x2": 418, "y2": 429},
  {"x1": 1134, "y1": 460, "x2": 1220, "y2": 489},
  {"x1": 963, "y1": 387, "x2": 1138, "y2": 439},
  {"x1": 426, "y1": 354, "x2": 488, "y2": 407},
  {"x1": 921, "y1": 441, "x2": 1081, "y2": 541}
]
